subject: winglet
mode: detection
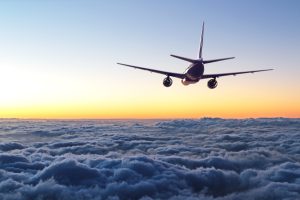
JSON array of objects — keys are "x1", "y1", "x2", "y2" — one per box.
[{"x1": 199, "y1": 22, "x2": 205, "y2": 59}]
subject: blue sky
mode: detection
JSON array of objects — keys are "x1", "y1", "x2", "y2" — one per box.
[{"x1": 0, "y1": 0, "x2": 300, "y2": 118}]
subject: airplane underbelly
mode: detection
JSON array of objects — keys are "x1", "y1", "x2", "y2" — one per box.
[
  {"x1": 182, "y1": 64, "x2": 204, "y2": 85},
  {"x1": 181, "y1": 78, "x2": 199, "y2": 86},
  {"x1": 186, "y1": 74, "x2": 199, "y2": 81},
  {"x1": 187, "y1": 65, "x2": 204, "y2": 79}
]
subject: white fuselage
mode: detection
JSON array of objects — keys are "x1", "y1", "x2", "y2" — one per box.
[{"x1": 181, "y1": 61, "x2": 205, "y2": 85}]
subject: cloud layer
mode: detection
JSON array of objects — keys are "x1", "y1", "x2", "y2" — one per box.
[{"x1": 0, "y1": 118, "x2": 299, "y2": 199}]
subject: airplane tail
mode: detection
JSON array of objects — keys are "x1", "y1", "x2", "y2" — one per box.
[
  {"x1": 169, "y1": 22, "x2": 205, "y2": 64},
  {"x1": 170, "y1": 22, "x2": 235, "y2": 64},
  {"x1": 199, "y1": 22, "x2": 204, "y2": 59}
]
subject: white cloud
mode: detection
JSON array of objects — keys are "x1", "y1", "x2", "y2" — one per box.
[{"x1": 0, "y1": 118, "x2": 299, "y2": 199}]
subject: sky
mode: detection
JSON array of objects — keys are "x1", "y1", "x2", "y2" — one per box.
[{"x1": 0, "y1": 0, "x2": 300, "y2": 119}]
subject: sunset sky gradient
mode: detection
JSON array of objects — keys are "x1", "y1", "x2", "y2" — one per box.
[{"x1": 0, "y1": 0, "x2": 300, "y2": 119}]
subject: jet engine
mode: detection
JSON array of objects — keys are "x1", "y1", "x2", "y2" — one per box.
[
  {"x1": 163, "y1": 76, "x2": 173, "y2": 87},
  {"x1": 207, "y1": 78, "x2": 218, "y2": 89}
]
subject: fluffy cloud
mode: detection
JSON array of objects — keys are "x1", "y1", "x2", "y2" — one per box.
[
  {"x1": 0, "y1": 118, "x2": 299, "y2": 199},
  {"x1": 0, "y1": 142, "x2": 25, "y2": 152}
]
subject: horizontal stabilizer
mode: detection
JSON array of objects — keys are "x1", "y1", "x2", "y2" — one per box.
[
  {"x1": 203, "y1": 57, "x2": 235, "y2": 64},
  {"x1": 170, "y1": 54, "x2": 197, "y2": 63}
]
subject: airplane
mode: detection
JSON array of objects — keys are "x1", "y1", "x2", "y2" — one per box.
[{"x1": 117, "y1": 22, "x2": 273, "y2": 89}]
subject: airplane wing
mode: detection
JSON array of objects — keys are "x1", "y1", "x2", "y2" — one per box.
[
  {"x1": 201, "y1": 69, "x2": 273, "y2": 79},
  {"x1": 117, "y1": 63, "x2": 185, "y2": 79}
]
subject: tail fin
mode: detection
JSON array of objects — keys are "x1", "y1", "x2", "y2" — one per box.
[
  {"x1": 199, "y1": 22, "x2": 204, "y2": 58},
  {"x1": 170, "y1": 22, "x2": 205, "y2": 63}
]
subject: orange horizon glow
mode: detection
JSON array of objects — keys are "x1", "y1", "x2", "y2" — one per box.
[
  {"x1": 1, "y1": 101, "x2": 299, "y2": 119},
  {"x1": 1, "y1": 80, "x2": 299, "y2": 119},
  {"x1": 1, "y1": 83, "x2": 299, "y2": 119}
]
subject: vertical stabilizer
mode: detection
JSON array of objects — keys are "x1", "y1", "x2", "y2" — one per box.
[{"x1": 199, "y1": 22, "x2": 204, "y2": 59}]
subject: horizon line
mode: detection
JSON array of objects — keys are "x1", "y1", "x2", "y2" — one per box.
[{"x1": 0, "y1": 116, "x2": 299, "y2": 121}]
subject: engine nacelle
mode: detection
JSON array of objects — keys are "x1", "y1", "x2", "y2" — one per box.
[
  {"x1": 207, "y1": 78, "x2": 218, "y2": 89},
  {"x1": 163, "y1": 76, "x2": 172, "y2": 87}
]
